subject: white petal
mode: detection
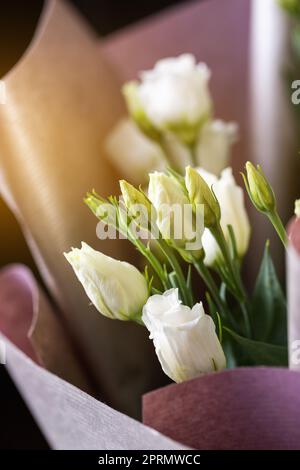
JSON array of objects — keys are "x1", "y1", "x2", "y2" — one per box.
[
  {"x1": 65, "y1": 243, "x2": 148, "y2": 320},
  {"x1": 196, "y1": 120, "x2": 238, "y2": 175},
  {"x1": 197, "y1": 167, "x2": 250, "y2": 266},
  {"x1": 137, "y1": 55, "x2": 212, "y2": 129},
  {"x1": 105, "y1": 118, "x2": 166, "y2": 185},
  {"x1": 142, "y1": 289, "x2": 226, "y2": 382}
]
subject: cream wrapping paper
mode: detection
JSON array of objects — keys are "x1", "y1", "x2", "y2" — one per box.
[{"x1": 0, "y1": 0, "x2": 164, "y2": 417}]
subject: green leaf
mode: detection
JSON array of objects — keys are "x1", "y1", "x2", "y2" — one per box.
[
  {"x1": 251, "y1": 241, "x2": 287, "y2": 345},
  {"x1": 224, "y1": 327, "x2": 288, "y2": 366}
]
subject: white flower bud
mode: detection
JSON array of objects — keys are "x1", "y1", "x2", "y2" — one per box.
[
  {"x1": 65, "y1": 242, "x2": 148, "y2": 321},
  {"x1": 198, "y1": 167, "x2": 250, "y2": 266},
  {"x1": 142, "y1": 288, "x2": 226, "y2": 383}
]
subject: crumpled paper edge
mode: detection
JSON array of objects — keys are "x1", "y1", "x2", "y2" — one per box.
[{"x1": 1, "y1": 333, "x2": 187, "y2": 450}]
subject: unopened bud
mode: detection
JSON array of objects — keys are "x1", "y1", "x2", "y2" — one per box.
[
  {"x1": 243, "y1": 162, "x2": 276, "y2": 213},
  {"x1": 185, "y1": 166, "x2": 220, "y2": 227},
  {"x1": 120, "y1": 180, "x2": 153, "y2": 230}
]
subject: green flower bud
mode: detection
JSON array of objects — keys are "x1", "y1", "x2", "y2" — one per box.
[
  {"x1": 185, "y1": 166, "x2": 220, "y2": 228},
  {"x1": 148, "y1": 171, "x2": 204, "y2": 256},
  {"x1": 243, "y1": 162, "x2": 275, "y2": 213},
  {"x1": 84, "y1": 192, "x2": 116, "y2": 225},
  {"x1": 120, "y1": 180, "x2": 153, "y2": 230}
]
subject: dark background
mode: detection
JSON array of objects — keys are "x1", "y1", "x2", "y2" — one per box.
[
  {"x1": 0, "y1": 0, "x2": 194, "y2": 450},
  {"x1": 0, "y1": 0, "x2": 186, "y2": 77}
]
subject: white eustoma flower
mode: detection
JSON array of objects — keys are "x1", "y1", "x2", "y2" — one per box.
[
  {"x1": 196, "y1": 120, "x2": 238, "y2": 175},
  {"x1": 148, "y1": 172, "x2": 201, "y2": 249},
  {"x1": 136, "y1": 54, "x2": 212, "y2": 143},
  {"x1": 198, "y1": 167, "x2": 251, "y2": 266},
  {"x1": 65, "y1": 242, "x2": 148, "y2": 321},
  {"x1": 142, "y1": 289, "x2": 226, "y2": 383},
  {"x1": 105, "y1": 118, "x2": 166, "y2": 185}
]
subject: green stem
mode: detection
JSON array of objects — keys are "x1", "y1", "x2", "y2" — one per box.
[
  {"x1": 193, "y1": 258, "x2": 225, "y2": 317},
  {"x1": 268, "y1": 210, "x2": 288, "y2": 248},
  {"x1": 158, "y1": 138, "x2": 182, "y2": 174},
  {"x1": 210, "y1": 222, "x2": 245, "y2": 302},
  {"x1": 157, "y1": 238, "x2": 192, "y2": 306},
  {"x1": 240, "y1": 301, "x2": 252, "y2": 339},
  {"x1": 188, "y1": 142, "x2": 198, "y2": 167},
  {"x1": 91, "y1": 201, "x2": 169, "y2": 292},
  {"x1": 193, "y1": 257, "x2": 242, "y2": 333},
  {"x1": 131, "y1": 236, "x2": 169, "y2": 291},
  {"x1": 210, "y1": 221, "x2": 252, "y2": 338},
  {"x1": 116, "y1": 211, "x2": 169, "y2": 291}
]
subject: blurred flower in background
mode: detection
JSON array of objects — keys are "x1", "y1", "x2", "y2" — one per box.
[{"x1": 106, "y1": 54, "x2": 238, "y2": 183}]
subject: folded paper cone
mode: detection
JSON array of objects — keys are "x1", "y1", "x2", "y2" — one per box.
[
  {"x1": 143, "y1": 368, "x2": 300, "y2": 450},
  {"x1": 0, "y1": 0, "x2": 165, "y2": 417},
  {"x1": 2, "y1": 334, "x2": 186, "y2": 450}
]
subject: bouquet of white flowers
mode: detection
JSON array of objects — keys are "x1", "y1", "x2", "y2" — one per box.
[
  {"x1": 65, "y1": 55, "x2": 299, "y2": 385},
  {"x1": 2, "y1": 0, "x2": 300, "y2": 452}
]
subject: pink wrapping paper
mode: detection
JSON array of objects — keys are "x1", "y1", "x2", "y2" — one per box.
[
  {"x1": 143, "y1": 367, "x2": 300, "y2": 450},
  {"x1": 0, "y1": 264, "x2": 95, "y2": 393}
]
